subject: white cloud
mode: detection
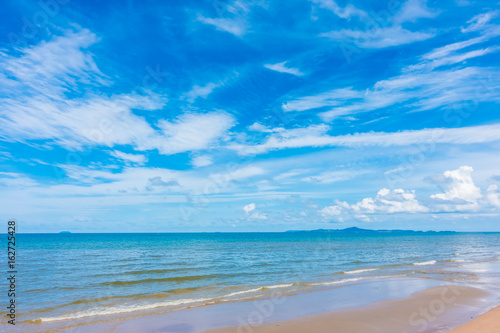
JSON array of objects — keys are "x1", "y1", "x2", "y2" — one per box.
[
  {"x1": 197, "y1": 1, "x2": 259, "y2": 36},
  {"x1": 322, "y1": 67, "x2": 499, "y2": 120},
  {"x1": 408, "y1": 47, "x2": 500, "y2": 72},
  {"x1": 110, "y1": 151, "x2": 147, "y2": 164},
  {"x1": 249, "y1": 212, "x2": 268, "y2": 219},
  {"x1": 0, "y1": 29, "x2": 237, "y2": 157},
  {"x1": 229, "y1": 123, "x2": 500, "y2": 155},
  {"x1": 302, "y1": 170, "x2": 367, "y2": 184},
  {"x1": 282, "y1": 88, "x2": 361, "y2": 112},
  {"x1": 183, "y1": 82, "x2": 220, "y2": 103},
  {"x1": 337, "y1": 188, "x2": 429, "y2": 214},
  {"x1": 264, "y1": 62, "x2": 304, "y2": 76},
  {"x1": 320, "y1": 205, "x2": 342, "y2": 216},
  {"x1": 248, "y1": 123, "x2": 284, "y2": 133},
  {"x1": 319, "y1": 0, "x2": 438, "y2": 49},
  {"x1": 244, "y1": 203, "x2": 256, "y2": 214},
  {"x1": 282, "y1": 63, "x2": 500, "y2": 120},
  {"x1": 392, "y1": 0, "x2": 438, "y2": 24},
  {"x1": 156, "y1": 112, "x2": 236, "y2": 155},
  {"x1": 311, "y1": 0, "x2": 367, "y2": 19},
  {"x1": 0, "y1": 172, "x2": 38, "y2": 188},
  {"x1": 430, "y1": 166, "x2": 483, "y2": 211},
  {"x1": 222, "y1": 166, "x2": 265, "y2": 181},
  {"x1": 461, "y1": 11, "x2": 499, "y2": 33},
  {"x1": 0, "y1": 29, "x2": 107, "y2": 96},
  {"x1": 485, "y1": 185, "x2": 500, "y2": 208},
  {"x1": 322, "y1": 26, "x2": 434, "y2": 49},
  {"x1": 198, "y1": 17, "x2": 247, "y2": 36},
  {"x1": 354, "y1": 214, "x2": 371, "y2": 222},
  {"x1": 191, "y1": 155, "x2": 214, "y2": 168}
]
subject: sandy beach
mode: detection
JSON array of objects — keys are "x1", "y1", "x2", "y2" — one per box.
[
  {"x1": 448, "y1": 306, "x2": 500, "y2": 333},
  {"x1": 206, "y1": 285, "x2": 491, "y2": 333}
]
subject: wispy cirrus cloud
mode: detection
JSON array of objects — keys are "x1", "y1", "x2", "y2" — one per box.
[
  {"x1": 229, "y1": 123, "x2": 500, "y2": 155},
  {"x1": 264, "y1": 61, "x2": 304, "y2": 76},
  {"x1": 318, "y1": 0, "x2": 438, "y2": 48},
  {"x1": 0, "y1": 29, "x2": 236, "y2": 156},
  {"x1": 109, "y1": 151, "x2": 148, "y2": 165},
  {"x1": 182, "y1": 82, "x2": 221, "y2": 103},
  {"x1": 282, "y1": 11, "x2": 500, "y2": 121}
]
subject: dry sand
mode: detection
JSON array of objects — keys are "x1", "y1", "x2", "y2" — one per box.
[
  {"x1": 206, "y1": 285, "x2": 490, "y2": 333},
  {"x1": 447, "y1": 305, "x2": 500, "y2": 333}
]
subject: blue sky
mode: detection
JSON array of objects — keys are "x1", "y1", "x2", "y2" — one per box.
[{"x1": 1, "y1": 0, "x2": 500, "y2": 232}]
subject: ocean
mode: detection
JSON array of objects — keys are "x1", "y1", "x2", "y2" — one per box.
[{"x1": 4, "y1": 231, "x2": 500, "y2": 332}]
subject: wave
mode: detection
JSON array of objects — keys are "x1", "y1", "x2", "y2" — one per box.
[
  {"x1": 413, "y1": 260, "x2": 437, "y2": 266},
  {"x1": 344, "y1": 268, "x2": 377, "y2": 274},
  {"x1": 38, "y1": 298, "x2": 210, "y2": 322},
  {"x1": 38, "y1": 283, "x2": 296, "y2": 322},
  {"x1": 98, "y1": 273, "x2": 236, "y2": 286},
  {"x1": 91, "y1": 267, "x2": 198, "y2": 278},
  {"x1": 264, "y1": 283, "x2": 293, "y2": 289},
  {"x1": 224, "y1": 287, "x2": 263, "y2": 297},
  {"x1": 311, "y1": 274, "x2": 407, "y2": 287},
  {"x1": 224, "y1": 283, "x2": 294, "y2": 298}
]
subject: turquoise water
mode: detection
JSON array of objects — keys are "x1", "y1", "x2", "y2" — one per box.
[{"x1": 3, "y1": 232, "x2": 500, "y2": 332}]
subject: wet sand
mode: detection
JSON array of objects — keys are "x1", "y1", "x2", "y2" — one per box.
[
  {"x1": 448, "y1": 306, "x2": 500, "y2": 333},
  {"x1": 206, "y1": 285, "x2": 489, "y2": 333},
  {"x1": 53, "y1": 280, "x2": 492, "y2": 333}
]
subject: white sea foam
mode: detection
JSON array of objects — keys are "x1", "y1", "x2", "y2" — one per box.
[
  {"x1": 310, "y1": 274, "x2": 406, "y2": 287},
  {"x1": 224, "y1": 283, "x2": 293, "y2": 298},
  {"x1": 264, "y1": 283, "x2": 294, "y2": 289},
  {"x1": 40, "y1": 283, "x2": 296, "y2": 322},
  {"x1": 344, "y1": 268, "x2": 377, "y2": 274},
  {"x1": 224, "y1": 288, "x2": 263, "y2": 297},
  {"x1": 413, "y1": 260, "x2": 437, "y2": 266},
  {"x1": 40, "y1": 298, "x2": 210, "y2": 322}
]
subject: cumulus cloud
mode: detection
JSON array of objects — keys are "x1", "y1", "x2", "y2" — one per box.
[
  {"x1": 430, "y1": 166, "x2": 483, "y2": 211},
  {"x1": 243, "y1": 203, "x2": 256, "y2": 214},
  {"x1": 320, "y1": 205, "x2": 342, "y2": 216},
  {"x1": 337, "y1": 188, "x2": 429, "y2": 214},
  {"x1": 485, "y1": 185, "x2": 500, "y2": 208}
]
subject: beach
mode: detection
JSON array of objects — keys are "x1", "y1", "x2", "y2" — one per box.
[
  {"x1": 448, "y1": 306, "x2": 500, "y2": 333},
  {"x1": 5, "y1": 232, "x2": 500, "y2": 333},
  {"x1": 206, "y1": 286, "x2": 493, "y2": 333},
  {"x1": 49, "y1": 282, "x2": 497, "y2": 333}
]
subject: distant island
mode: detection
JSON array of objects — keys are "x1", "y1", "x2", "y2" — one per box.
[
  {"x1": 286, "y1": 227, "x2": 457, "y2": 234},
  {"x1": 59, "y1": 231, "x2": 71, "y2": 234}
]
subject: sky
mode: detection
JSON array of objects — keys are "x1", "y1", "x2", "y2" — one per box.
[{"x1": 1, "y1": 0, "x2": 500, "y2": 233}]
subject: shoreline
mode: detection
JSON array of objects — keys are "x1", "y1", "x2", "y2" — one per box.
[
  {"x1": 448, "y1": 306, "x2": 500, "y2": 332},
  {"x1": 46, "y1": 278, "x2": 494, "y2": 333},
  {"x1": 206, "y1": 285, "x2": 491, "y2": 333}
]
